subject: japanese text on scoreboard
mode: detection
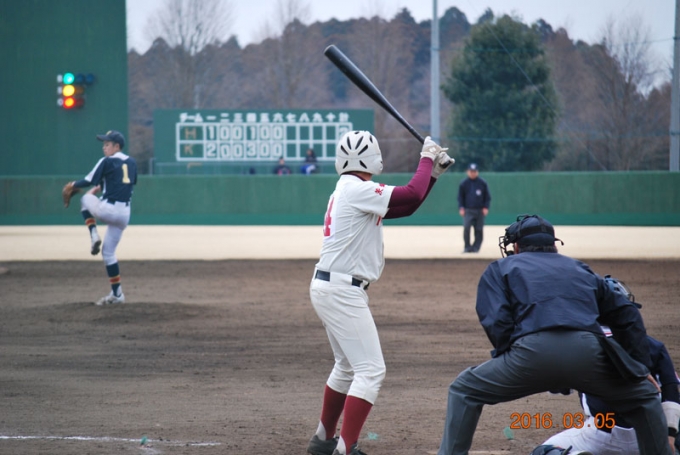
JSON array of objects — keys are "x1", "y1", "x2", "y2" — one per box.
[{"x1": 174, "y1": 109, "x2": 374, "y2": 162}]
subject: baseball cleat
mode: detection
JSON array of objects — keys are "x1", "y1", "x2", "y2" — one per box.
[
  {"x1": 307, "y1": 435, "x2": 338, "y2": 455},
  {"x1": 90, "y1": 232, "x2": 101, "y2": 255},
  {"x1": 332, "y1": 443, "x2": 367, "y2": 455},
  {"x1": 95, "y1": 291, "x2": 125, "y2": 306}
]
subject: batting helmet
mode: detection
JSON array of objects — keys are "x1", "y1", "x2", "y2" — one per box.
[
  {"x1": 499, "y1": 214, "x2": 562, "y2": 257},
  {"x1": 335, "y1": 130, "x2": 383, "y2": 176}
]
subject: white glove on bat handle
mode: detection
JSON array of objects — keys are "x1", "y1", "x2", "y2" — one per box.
[
  {"x1": 420, "y1": 136, "x2": 441, "y2": 161},
  {"x1": 432, "y1": 152, "x2": 455, "y2": 179}
]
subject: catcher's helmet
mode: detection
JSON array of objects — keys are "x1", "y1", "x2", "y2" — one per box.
[
  {"x1": 499, "y1": 214, "x2": 562, "y2": 257},
  {"x1": 604, "y1": 274, "x2": 640, "y2": 307},
  {"x1": 335, "y1": 130, "x2": 383, "y2": 176}
]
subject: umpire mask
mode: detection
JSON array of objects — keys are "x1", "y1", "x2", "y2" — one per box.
[{"x1": 498, "y1": 214, "x2": 562, "y2": 257}]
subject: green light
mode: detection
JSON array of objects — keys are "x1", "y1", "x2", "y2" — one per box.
[{"x1": 63, "y1": 72, "x2": 75, "y2": 84}]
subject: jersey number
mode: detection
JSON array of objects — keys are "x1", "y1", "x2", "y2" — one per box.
[
  {"x1": 323, "y1": 197, "x2": 334, "y2": 237},
  {"x1": 121, "y1": 164, "x2": 131, "y2": 184}
]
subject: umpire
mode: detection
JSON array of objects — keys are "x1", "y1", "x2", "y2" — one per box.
[
  {"x1": 437, "y1": 214, "x2": 673, "y2": 455},
  {"x1": 457, "y1": 163, "x2": 491, "y2": 253}
]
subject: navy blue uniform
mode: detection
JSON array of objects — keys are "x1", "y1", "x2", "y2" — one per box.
[
  {"x1": 77, "y1": 149, "x2": 137, "y2": 305},
  {"x1": 457, "y1": 176, "x2": 491, "y2": 252},
  {"x1": 541, "y1": 335, "x2": 680, "y2": 453},
  {"x1": 74, "y1": 152, "x2": 137, "y2": 203},
  {"x1": 585, "y1": 335, "x2": 679, "y2": 427},
  {"x1": 457, "y1": 176, "x2": 491, "y2": 211}
]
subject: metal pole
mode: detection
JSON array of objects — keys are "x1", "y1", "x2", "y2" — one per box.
[
  {"x1": 430, "y1": 0, "x2": 440, "y2": 144},
  {"x1": 670, "y1": 0, "x2": 680, "y2": 171}
]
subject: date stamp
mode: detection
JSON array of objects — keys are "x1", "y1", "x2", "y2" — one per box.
[{"x1": 509, "y1": 412, "x2": 616, "y2": 430}]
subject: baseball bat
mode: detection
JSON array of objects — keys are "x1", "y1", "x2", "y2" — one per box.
[{"x1": 324, "y1": 44, "x2": 425, "y2": 144}]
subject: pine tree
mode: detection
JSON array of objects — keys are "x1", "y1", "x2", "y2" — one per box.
[{"x1": 443, "y1": 14, "x2": 558, "y2": 171}]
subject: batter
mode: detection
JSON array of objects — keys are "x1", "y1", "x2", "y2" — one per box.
[{"x1": 306, "y1": 130, "x2": 453, "y2": 455}]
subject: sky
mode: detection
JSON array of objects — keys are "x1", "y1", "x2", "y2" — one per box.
[{"x1": 126, "y1": 0, "x2": 676, "y2": 67}]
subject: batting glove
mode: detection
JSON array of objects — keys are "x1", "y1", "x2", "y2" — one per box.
[
  {"x1": 420, "y1": 136, "x2": 442, "y2": 161},
  {"x1": 432, "y1": 151, "x2": 455, "y2": 179}
]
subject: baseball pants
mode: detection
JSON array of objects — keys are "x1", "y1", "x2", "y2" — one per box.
[
  {"x1": 463, "y1": 209, "x2": 484, "y2": 251},
  {"x1": 437, "y1": 330, "x2": 672, "y2": 455},
  {"x1": 544, "y1": 416, "x2": 639, "y2": 455},
  {"x1": 81, "y1": 194, "x2": 130, "y2": 266},
  {"x1": 310, "y1": 275, "x2": 385, "y2": 404}
]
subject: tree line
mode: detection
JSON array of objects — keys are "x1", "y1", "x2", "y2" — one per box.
[{"x1": 128, "y1": 1, "x2": 671, "y2": 173}]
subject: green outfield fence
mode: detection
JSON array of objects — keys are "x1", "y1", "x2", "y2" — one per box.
[{"x1": 1, "y1": 172, "x2": 678, "y2": 226}]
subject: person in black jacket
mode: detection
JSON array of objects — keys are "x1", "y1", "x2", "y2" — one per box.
[
  {"x1": 436, "y1": 214, "x2": 673, "y2": 455},
  {"x1": 457, "y1": 163, "x2": 491, "y2": 253}
]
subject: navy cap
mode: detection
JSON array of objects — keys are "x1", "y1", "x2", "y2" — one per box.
[
  {"x1": 516, "y1": 215, "x2": 557, "y2": 246},
  {"x1": 468, "y1": 163, "x2": 478, "y2": 171},
  {"x1": 96, "y1": 130, "x2": 125, "y2": 149}
]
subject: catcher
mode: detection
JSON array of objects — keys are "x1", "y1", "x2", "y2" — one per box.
[
  {"x1": 62, "y1": 130, "x2": 137, "y2": 306},
  {"x1": 532, "y1": 278, "x2": 680, "y2": 455},
  {"x1": 436, "y1": 214, "x2": 673, "y2": 455}
]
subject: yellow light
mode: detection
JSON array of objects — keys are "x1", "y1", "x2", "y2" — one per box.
[{"x1": 62, "y1": 85, "x2": 75, "y2": 97}]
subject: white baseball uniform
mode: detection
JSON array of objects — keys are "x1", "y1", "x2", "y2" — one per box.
[{"x1": 311, "y1": 175, "x2": 394, "y2": 403}]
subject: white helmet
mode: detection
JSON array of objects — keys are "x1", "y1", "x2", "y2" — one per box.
[{"x1": 335, "y1": 130, "x2": 383, "y2": 175}]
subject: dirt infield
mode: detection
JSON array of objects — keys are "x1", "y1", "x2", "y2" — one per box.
[
  {"x1": 0, "y1": 256, "x2": 679, "y2": 454},
  {"x1": 0, "y1": 226, "x2": 679, "y2": 454}
]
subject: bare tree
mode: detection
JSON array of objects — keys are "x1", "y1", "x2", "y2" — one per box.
[
  {"x1": 144, "y1": 0, "x2": 234, "y2": 56},
  {"x1": 243, "y1": 0, "x2": 330, "y2": 109},
  {"x1": 543, "y1": 28, "x2": 602, "y2": 171},
  {"x1": 343, "y1": 10, "x2": 421, "y2": 171},
  {"x1": 144, "y1": 0, "x2": 235, "y2": 108},
  {"x1": 587, "y1": 15, "x2": 664, "y2": 170}
]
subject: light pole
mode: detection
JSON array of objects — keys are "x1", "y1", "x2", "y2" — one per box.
[
  {"x1": 670, "y1": 0, "x2": 680, "y2": 171},
  {"x1": 430, "y1": 0, "x2": 440, "y2": 144}
]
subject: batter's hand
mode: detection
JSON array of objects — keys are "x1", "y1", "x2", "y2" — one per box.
[
  {"x1": 432, "y1": 151, "x2": 455, "y2": 179},
  {"x1": 61, "y1": 181, "x2": 80, "y2": 208},
  {"x1": 420, "y1": 136, "x2": 444, "y2": 161}
]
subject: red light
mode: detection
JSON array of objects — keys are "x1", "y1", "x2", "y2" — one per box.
[{"x1": 57, "y1": 71, "x2": 92, "y2": 110}]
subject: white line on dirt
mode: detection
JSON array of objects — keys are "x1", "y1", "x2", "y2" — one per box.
[{"x1": 0, "y1": 435, "x2": 221, "y2": 446}]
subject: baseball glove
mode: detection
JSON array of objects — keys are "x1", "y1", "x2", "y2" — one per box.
[
  {"x1": 62, "y1": 181, "x2": 80, "y2": 208},
  {"x1": 530, "y1": 444, "x2": 573, "y2": 455}
]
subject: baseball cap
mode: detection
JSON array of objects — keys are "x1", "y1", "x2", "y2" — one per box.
[
  {"x1": 96, "y1": 130, "x2": 125, "y2": 149},
  {"x1": 468, "y1": 163, "x2": 478, "y2": 171},
  {"x1": 515, "y1": 215, "x2": 558, "y2": 247}
]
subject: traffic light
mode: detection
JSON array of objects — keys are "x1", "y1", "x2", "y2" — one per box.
[{"x1": 57, "y1": 72, "x2": 95, "y2": 109}]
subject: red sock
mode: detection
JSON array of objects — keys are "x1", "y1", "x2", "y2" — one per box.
[
  {"x1": 320, "y1": 385, "x2": 347, "y2": 439},
  {"x1": 339, "y1": 396, "x2": 373, "y2": 449}
]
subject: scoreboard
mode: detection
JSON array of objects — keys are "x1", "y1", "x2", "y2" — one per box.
[{"x1": 154, "y1": 109, "x2": 374, "y2": 172}]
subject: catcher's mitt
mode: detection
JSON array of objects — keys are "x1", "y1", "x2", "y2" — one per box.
[
  {"x1": 530, "y1": 445, "x2": 573, "y2": 455},
  {"x1": 62, "y1": 181, "x2": 80, "y2": 208}
]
